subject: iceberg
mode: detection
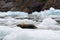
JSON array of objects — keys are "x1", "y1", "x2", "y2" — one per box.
[{"x1": 36, "y1": 18, "x2": 60, "y2": 30}]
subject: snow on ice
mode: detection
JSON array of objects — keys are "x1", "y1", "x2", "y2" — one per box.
[
  {"x1": 36, "y1": 18, "x2": 60, "y2": 30},
  {"x1": 3, "y1": 29, "x2": 60, "y2": 40},
  {"x1": 0, "y1": 7, "x2": 60, "y2": 40}
]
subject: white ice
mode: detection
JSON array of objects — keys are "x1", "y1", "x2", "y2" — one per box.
[
  {"x1": 3, "y1": 29, "x2": 60, "y2": 40},
  {"x1": 0, "y1": 11, "x2": 28, "y2": 18},
  {"x1": 32, "y1": 7, "x2": 60, "y2": 19},
  {"x1": 0, "y1": 7, "x2": 60, "y2": 40},
  {"x1": 0, "y1": 26, "x2": 21, "y2": 39},
  {"x1": 36, "y1": 18, "x2": 60, "y2": 30}
]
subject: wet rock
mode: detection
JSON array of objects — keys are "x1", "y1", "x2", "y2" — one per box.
[
  {"x1": 0, "y1": 0, "x2": 14, "y2": 11},
  {"x1": 2, "y1": 2, "x2": 14, "y2": 8},
  {"x1": 42, "y1": 0, "x2": 60, "y2": 10}
]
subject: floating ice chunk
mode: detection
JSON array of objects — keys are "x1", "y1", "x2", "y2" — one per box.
[
  {"x1": 38, "y1": 10, "x2": 55, "y2": 18},
  {"x1": 41, "y1": 18, "x2": 58, "y2": 25},
  {"x1": 0, "y1": 18, "x2": 16, "y2": 26},
  {"x1": 3, "y1": 29, "x2": 60, "y2": 40},
  {"x1": 0, "y1": 18, "x2": 37, "y2": 27},
  {"x1": 32, "y1": 12, "x2": 40, "y2": 15},
  {"x1": 33, "y1": 7, "x2": 58, "y2": 19},
  {"x1": 16, "y1": 19, "x2": 37, "y2": 25},
  {"x1": 36, "y1": 18, "x2": 60, "y2": 30},
  {"x1": 0, "y1": 12, "x2": 7, "y2": 17},
  {"x1": 0, "y1": 11, "x2": 28, "y2": 18},
  {"x1": 32, "y1": 12, "x2": 41, "y2": 18},
  {"x1": 0, "y1": 26, "x2": 13, "y2": 39},
  {"x1": 0, "y1": 26, "x2": 22, "y2": 39},
  {"x1": 48, "y1": 25, "x2": 60, "y2": 30},
  {"x1": 37, "y1": 24, "x2": 60, "y2": 30},
  {"x1": 6, "y1": 11, "x2": 28, "y2": 18},
  {"x1": 0, "y1": 18, "x2": 8, "y2": 25}
]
